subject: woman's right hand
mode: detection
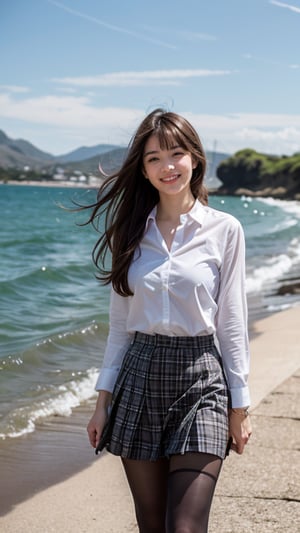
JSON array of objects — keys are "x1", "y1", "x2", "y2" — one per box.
[
  {"x1": 87, "y1": 406, "x2": 109, "y2": 449},
  {"x1": 87, "y1": 391, "x2": 112, "y2": 449}
]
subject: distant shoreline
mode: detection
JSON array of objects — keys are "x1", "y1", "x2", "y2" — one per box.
[{"x1": 0, "y1": 179, "x2": 100, "y2": 189}]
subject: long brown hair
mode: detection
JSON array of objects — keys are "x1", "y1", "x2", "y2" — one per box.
[{"x1": 86, "y1": 108, "x2": 207, "y2": 296}]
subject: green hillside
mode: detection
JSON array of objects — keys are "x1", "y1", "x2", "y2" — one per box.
[{"x1": 217, "y1": 149, "x2": 300, "y2": 199}]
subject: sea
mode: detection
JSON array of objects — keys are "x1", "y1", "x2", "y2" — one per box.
[{"x1": 1, "y1": 184, "x2": 300, "y2": 442}]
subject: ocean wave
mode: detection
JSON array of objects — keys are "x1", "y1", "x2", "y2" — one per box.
[
  {"x1": 263, "y1": 218, "x2": 298, "y2": 234},
  {"x1": 266, "y1": 302, "x2": 297, "y2": 313},
  {"x1": 0, "y1": 261, "x2": 109, "y2": 357},
  {"x1": 0, "y1": 320, "x2": 107, "y2": 440},
  {"x1": 257, "y1": 197, "x2": 300, "y2": 219},
  {"x1": 0, "y1": 260, "x2": 94, "y2": 285},
  {"x1": 0, "y1": 320, "x2": 107, "y2": 366},
  {"x1": 246, "y1": 241, "x2": 300, "y2": 294},
  {"x1": 0, "y1": 367, "x2": 99, "y2": 439}
]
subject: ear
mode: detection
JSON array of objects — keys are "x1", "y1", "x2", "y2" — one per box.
[
  {"x1": 192, "y1": 158, "x2": 198, "y2": 170},
  {"x1": 142, "y1": 167, "x2": 148, "y2": 179}
]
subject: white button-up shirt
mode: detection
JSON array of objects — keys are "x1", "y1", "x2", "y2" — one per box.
[{"x1": 95, "y1": 199, "x2": 250, "y2": 408}]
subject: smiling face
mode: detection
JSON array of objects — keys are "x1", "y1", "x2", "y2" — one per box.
[{"x1": 143, "y1": 134, "x2": 196, "y2": 200}]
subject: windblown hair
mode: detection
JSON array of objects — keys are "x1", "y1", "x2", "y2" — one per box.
[{"x1": 86, "y1": 108, "x2": 207, "y2": 296}]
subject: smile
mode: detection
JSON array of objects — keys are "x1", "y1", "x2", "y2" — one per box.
[{"x1": 161, "y1": 174, "x2": 180, "y2": 183}]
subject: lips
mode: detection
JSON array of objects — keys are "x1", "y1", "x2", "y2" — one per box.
[{"x1": 161, "y1": 174, "x2": 180, "y2": 183}]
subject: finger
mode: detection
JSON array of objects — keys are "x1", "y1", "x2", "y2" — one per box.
[
  {"x1": 231, "y1": 442, "x2": 245, "y2": 455},
  {"x1": 87, "y1": 428, "x2": 97, "y2": 448},
  {"x1": 95, "y1": 431, "x2": 101, "y2": 448}
]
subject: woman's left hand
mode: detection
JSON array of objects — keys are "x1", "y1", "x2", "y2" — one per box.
[{"x1": 228, "y1": 410, "x2": 252, "y2": 454}]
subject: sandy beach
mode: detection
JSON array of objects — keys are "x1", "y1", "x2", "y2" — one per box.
[{"x1": 1, "y1": 306, "x2": 299, "y2": 532}]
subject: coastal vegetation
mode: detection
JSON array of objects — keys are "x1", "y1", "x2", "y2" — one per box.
[{"x1": 216, "y1": 149, "x2": 300, "y2": 200}]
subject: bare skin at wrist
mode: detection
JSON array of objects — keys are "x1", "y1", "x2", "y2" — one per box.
[
  {"x1": 87, "y1": 391, "x2": 112, "y2": 449},
  {"x1": 95, "y1": 390, "x2": 112, "y2": 409},
  {"x1": 228, "y1": 410, "x2": 252, "y2": 455}
]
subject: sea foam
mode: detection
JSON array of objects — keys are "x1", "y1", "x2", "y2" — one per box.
[{"x1": 0, "y1": 367, "x2": 99, "y2": 439}]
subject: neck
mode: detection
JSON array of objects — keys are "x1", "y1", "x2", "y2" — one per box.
[{"x1": 156, "y1": 193, "x2": 195, "y2": 222}]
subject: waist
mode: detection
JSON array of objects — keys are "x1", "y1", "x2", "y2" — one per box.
[{"x1": 133, "y1": 331, "x2": 215, "y2": 350}]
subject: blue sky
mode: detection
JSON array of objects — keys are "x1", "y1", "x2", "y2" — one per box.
[{"x1": 0, "y1": 0, "x2": 299, "y2": 156}]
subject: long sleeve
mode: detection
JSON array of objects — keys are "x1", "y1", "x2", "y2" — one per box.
[
  {"x1": 215, "y1": 219, "x2": 250, "y2": 408},
  {"x1": 95, "y1": 288, "x2": 133, "y2": 392}
]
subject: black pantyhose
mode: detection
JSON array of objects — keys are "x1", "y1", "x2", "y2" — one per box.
[
  {"x1": 121, "y1": 453, "x2": 222, "y2": 533},
  {"x1": 121, "y1": 457, "x2": 169, "y2": 533},
  {"x1": 167, "y1": 453, "x2": 223, "y2": 533}
]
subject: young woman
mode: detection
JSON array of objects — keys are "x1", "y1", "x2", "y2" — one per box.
[{"x1": 87, "y1": 108, "x2": 252, "y2": 533}]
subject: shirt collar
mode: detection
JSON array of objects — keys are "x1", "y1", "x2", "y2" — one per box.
[
  {"x1": 185, "y1": 199, "x2": 206, "y2": 226},
  {"x1": 145, "y1": 199, "x2": 205, "y2": 229},
  {"x1": 145, "y1": 206, "x2": 157, "y2": 231}
]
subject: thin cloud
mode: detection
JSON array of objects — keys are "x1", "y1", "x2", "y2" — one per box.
[
  {"x1": 241, "y1": 52, "x2": 298, "y2": 69},
  {"x1": 179, "y1": 111, "x2": 300, "y2": 155},
  {"x1": 141, "y1": 25, "x2": 217, "y2": 42},
  {"x1": 269, "y1": 1, "x2": 300, "y2": 14},
  {"x1": 0, "y1": 85, "x2": 30, "y2": 93},
  {"x1": 52, "y1": 69, "x2": 233, "y2": 87},
  {"x1": 47, "y1": 0, "x2": 177, "y2": 49},
  {"x1": 183, "y1": 111, "x2": 300, "y2": 131},
  {"x1": 0, "y1": 92, "x2": 144, "y2": 130},
  {"x1": 0, "y1": 92, "x2": 299, "y2": 154}
]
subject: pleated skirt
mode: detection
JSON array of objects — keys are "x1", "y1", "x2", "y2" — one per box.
[{"x1": 97, "y1": 332, "x2": 230, "y2": 460}]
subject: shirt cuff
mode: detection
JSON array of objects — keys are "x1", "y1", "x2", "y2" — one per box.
[
  {"x1": 230, "y1": 386, "x2": 251, "y2": 408},
  {"x1": 95, "y1": 367, "x2": 120, "y2": 393}
]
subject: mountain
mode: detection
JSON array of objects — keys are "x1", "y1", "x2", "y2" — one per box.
[
  {"x1": 53, "y1": 147, "x2": 127, "y2": 175},
  {"x1": 56, "y1": 144, "x2": 120, "y2": 163},
  {"x1": 0, "y1": 130, "x2": 54, "y2": 170},
  {"x1": 0, "y1": 130, "x2": 54, "y2": 168},
  {"x1": 0, "y1": 130, "x2": 123, "y2": 169},
  {"x1": 0, "y1": 129, "x2": 229, "y2": 184}
]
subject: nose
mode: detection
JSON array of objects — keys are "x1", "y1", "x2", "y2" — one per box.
[{"x1": 163, "y1": 162, "x2": 175, "y2": 171}]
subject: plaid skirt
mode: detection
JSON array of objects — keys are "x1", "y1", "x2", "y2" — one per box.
[{"x1": 97, "y1": 332, "x2": 230, "y2": 460}]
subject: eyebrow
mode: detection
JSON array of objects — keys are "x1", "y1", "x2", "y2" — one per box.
[{"x1": 143, "y1": 145, "x2": 181, "y2": 158}]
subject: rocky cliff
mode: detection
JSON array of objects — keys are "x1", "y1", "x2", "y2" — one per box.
[{"x1": 216, "y1": 149, "x2": 300, "y2": 200}]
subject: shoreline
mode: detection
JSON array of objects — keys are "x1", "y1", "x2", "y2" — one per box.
[
  {"x1": 0, "y1": 179, "x2": 100, "y2": 189},
  {"x1": 0, "y1": 403, "x2": 96, "y2": 516},
  {"x1": 0, "y1": 305, "x2": 299, "y2": 521}
]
